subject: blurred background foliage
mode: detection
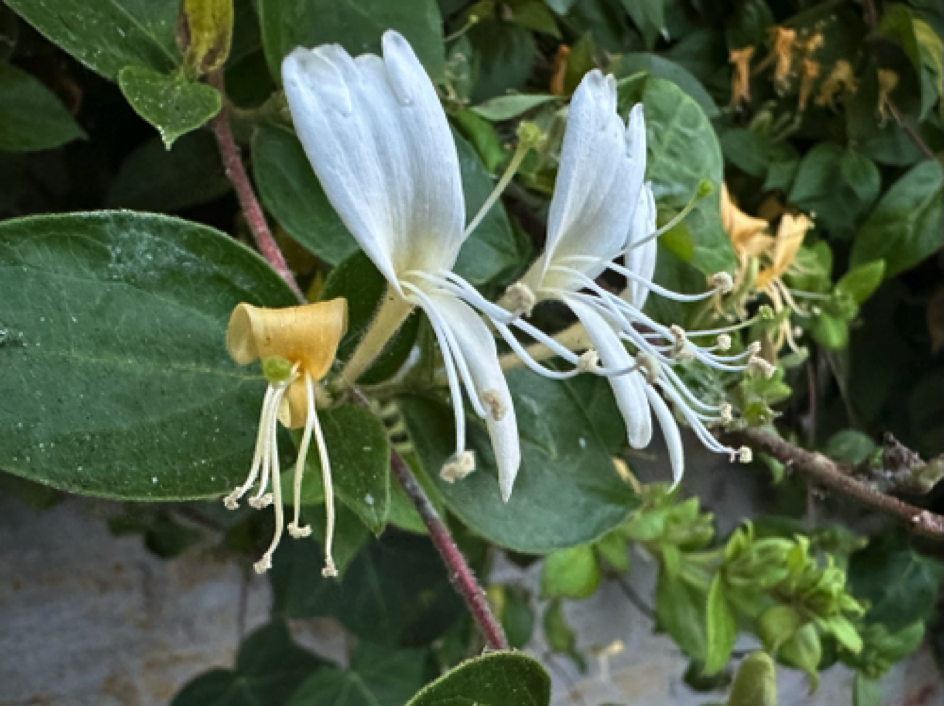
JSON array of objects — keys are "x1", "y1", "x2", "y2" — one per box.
[{"x1": 0, "y1": 0, "x2": 942, "y2": 704}]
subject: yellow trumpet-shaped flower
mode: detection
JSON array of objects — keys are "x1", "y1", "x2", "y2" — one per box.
[
  {"x1": 224, "y1": 299, "x2": 347, "y2": 576},
  {"x1": 720, "y1": 185, "x2": 773, "y2": 263},
  {"x1": 756, "y1": 214, "x2": 812, "y2": 290}
]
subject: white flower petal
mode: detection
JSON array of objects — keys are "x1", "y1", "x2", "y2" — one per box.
[
  {"x1": 645, "y1": 386, "x2": 685, "y2": 488},
  {"x1": 531, "y1": 74, "x2": 647, "y2": 293},
  {"x1": 566, "y1": 297, "x2": 652, "y2": 448},
  {"x1": 624, "y1": 182, "x2": 657, "y2": 309},
  {"x1": 424, "y1": 292, "x2": 521, "y2": 502},
  {"x1": 282, "y1": 31, "x2": 464, "y2": 286}
]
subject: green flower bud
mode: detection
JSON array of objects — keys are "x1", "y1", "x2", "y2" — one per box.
[
  {"x1": 727, "y1": 652, "x2": 778, "y2": 706},
  {"x1": 262, "y1": 355, "x2": 294, "y2": 384}
]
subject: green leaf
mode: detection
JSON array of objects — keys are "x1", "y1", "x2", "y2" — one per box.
[
  {"x1": 286, "y1": 643, "x2": 427, "y2": 706},
  {"x1": 258, "y1": 0, "x2": 445, "y2": 83},
  {"x1": 642, "y1": 78, "x2": 735, "y2": 275},
  {"x1": 619, "y1": 0, "x2": 664, "y2": 49},
  {"x1": 612, "y1": 53, "x2": 719, "y2": 117},
  {"x1": 107, "y1": 131, "x2": 230, "y2": 212},
  {"x1": 471, "y1": 94, "x2": 558, "y2": 121},
  {"x1": 496, "y1": 585, "x2": 535, "y2": 649},
  {"x1": 286, "y1": 404, "x2": 390, "y2": 534},
  {"x1": 467, "y1": 20, "x2": 536, "y2": 103},
  {"x1": 836, "y1": 260, "x2": 886, "y2": 304},
  {"x1": 399, "y1": 371, "x2": 638, "y2": 554},
  {"x1": 758, "y1": 605, "x2": 803, "y2": 653},
  {"x1": 541, "y1": 545, "x2": 602, "y2": 599},
  {"x1": 849, "y1": 537, "x2": 944, "y2": 631},
  {"x1": 453, "y1": 130, "x2": 531, "y2": 284},
  {"x1": 594, "y1": 529, "x2": 630, "y2": 572},
  {"x1": 406, "y1": 652, "x2": 551, "y2": 706},
  {"x1": 321, "y1": 252, "x2": 420, "y2": 385},
  {"x1": 655, "y1": 566, "x2": 708, "y2": 660},
  {"x1": 705, "y1": 574, "x2": 737, "y2": 675},
  {"x1": 721, "y1": 128, "x2": 771, "y2": 178},
  {"x1": 118, "y1": 66, "x2": 221, "y2": 148},
  {"x1": 301, "y1": 502, "x2": 369, "y2": 577},
  {"x1": 171, "y1": 621, "x2": 324, "y2": 706},
  {"x1": 452, "y1": 109, "x2": 506, "y2": 173},
  {"x1": 809, "y1": 311, "x2": 849, "y2": 350},
  {"x1": 252, "y1": 124, "x2": 358, "y2": 266},
  {"x1": 543, "y1": 598, "x2": 587, "y2": 670},
  {"x1": 0, "y1": 211, "x2": 296, "y2": 500},
  {"x1": 271, "y1": 532, "x2": 465, "y2": 647},
  {"x1": 5, "y1": 0, "x2": 179, "y2": 80},
  {"x1": 823, "y1": 430, "x2": 876, "y2": 465},
  {"x1": 850, "y1": 160, "x2": 944, "y2": 277},
  {"x1": 511, "y1": 2, "x2": 561, "y2": 37},
  {"x1": 788, "y1": 143, "x2": 879, "y2": 239},
  {"x1": 778, "y1": 623, "x2": 821, "y2": 688},
  {"x1": 0, "y1": 63, "x2": 85, "y2": 152}
]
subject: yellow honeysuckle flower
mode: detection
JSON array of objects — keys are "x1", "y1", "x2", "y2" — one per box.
[
  {"x1": 817, "y1": 60, "x2": 858, "y2": 110},
  {"x1": 224, "y1": 298, "x2": 347, "y2": 576},
  {"x1": 756, "y1": 214, "x2": 813, "y2": 290}
]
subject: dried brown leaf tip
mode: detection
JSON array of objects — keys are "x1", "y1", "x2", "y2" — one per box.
[{"x1": 224, "y1": 299, "x2": 348, "y2": 577}]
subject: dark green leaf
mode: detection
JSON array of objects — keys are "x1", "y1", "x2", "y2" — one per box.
[
  {"x1": 452, "y1": 109, "x2": 506, "y2": 173},
  {"x1": 286, "y1": 643, "x2": 427, "y2": 706},
  {"x1": 655, "y1": 566, "x2": 708, "y2": 660},
  {"x1": 788, "y1": 143, "x2": 879, "y2": 239},
  {"x1": 511, "y1": 2, "x2": 561, "y2": 37},
  {"x1": 720, "y1": 128, "x2": 770, "y2": 178},
  {"x1": 253, "y1": 124, "x2": 358, "y2": 266},
  {"x1": 453, "y1": 130, "x2": 531, "y2": 284},
  {"x1": 5, "y1": 0, "x2": 179, "y2": 80},
  {"x1": 285, "y1": 404, "x2": 390, "y2": 534},
  {"x1": 497, "y1": 585, "x2": 535, "y2": 649},
  {"x1": 642, "y1": 78, "x2": 735, "y2": 275},
  {"x1": 118, "y1": 66, "x2": 221, "y2": 148},
  {"x1": 541, "y1": 545, "x2": 602, "y2": 599},
  {"x1": 613, "y1": 53, "x2": 719, "y2": 117},
  {"x1": 171, "y1": 621, "x2": 324, "y2": 706},
  {"x1": 543, "y1": 598, "x2": 587, "y2": 670},
  {"x1": 406, "y1": 652, "x2": 551, "y2": 706},
  {"x1": 107, "y1": 131, "x2": 230, "y2": 212},
  {"x1": 850, "y1": 160, "x2": 943, "y2": 276},
  {"x1": 705, "y1": 574, "x2": 736, "y2": 675},
  {"x1": 298, "y1": 501, "x2": 369, "y2": 577},
  {"x1": 271, "y1": 532, "x2": 465, "y2": 647},
  {"x1": 0, "y1": 211, "x2": 296, "y2": 500},
  {"x1": 823, "y1": 430, "x2": 876, "y2": 465},
  {"x1": 399, "y1": 370, "x2": 638, "y2": 554},
  {"x1": 619, "y1": 0, "x2": 664, "y2": 49},
  {"x1": 321, "y1": 251, "x2": 420, "y2": 385},
  {"x1": 836, "y1": 260, "x2": 886, "y2": 304},
  {"x1": 0, "y1": 63, "x2": 85, "y2": 152},
  {"x1": 849, "y1": 537, "x2": 944, "y2": 631},
  {"x1": 467, "y1": 20, "x2": 536, "y2": 103},
  {"x1": 258, "y1": 0, "x2": 445, "y2": 82}
]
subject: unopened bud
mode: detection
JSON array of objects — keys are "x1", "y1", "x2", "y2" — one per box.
[
  {"x1": 697, "y1": 178, "x2": 715, "y2": 198},
  {"x1": 516, "y1": 121, "x2": 544, "y2": 148}
]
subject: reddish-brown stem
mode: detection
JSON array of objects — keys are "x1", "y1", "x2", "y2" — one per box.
[
  {"x1": 388, "y1": 447, "x2": 509, "y2": 650},
  {"x1": 209, "y1": 72, "x2": 507, "y2": 650},
  {"x1": 208, "y1": 70, "x2": 306, "y2": 303},
  {"x1": 730, "y1": 428, "x2": 944, "y2": 541}
]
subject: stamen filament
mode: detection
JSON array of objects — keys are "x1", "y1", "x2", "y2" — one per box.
[
  {"x1": 306, "y1": 374, "x2": 338, "y2": 578},
  {"x1": 464, "y1": 138, "x2": 533, "y2": 238}
]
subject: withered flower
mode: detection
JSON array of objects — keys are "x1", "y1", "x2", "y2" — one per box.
[
  {"x1": 816, "y1": 60, "x2": 858, "y2": 110},
  {"x1": 877, "y1": 69, "x2": 899, "y2": 126},
  {"x1": 729, "y1": 47, "x2": 755, "y2": 107}
]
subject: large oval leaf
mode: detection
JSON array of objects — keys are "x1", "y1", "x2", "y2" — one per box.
[
  {"x1": 406, "y1": 652, "x2": 550, "y2": 706},
  {"x1": 0, "y1": 211, "x2": 296, "y2": 500},
  {"x1": 399, "y1": 370, "x2": 638, "y2": 554}
]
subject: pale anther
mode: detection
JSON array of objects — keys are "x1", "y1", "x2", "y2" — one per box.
[
  {"x1": 577, "y1": 349, "x2": 599, "y2": 372},
  {"x1": 635, "y1": 352, "x2": 660, "y2": 385},
  {"x1": 717, "y1": 334, "x2": 732, "y2": 351},
  {"x1": 747, "y1": 356, "x2": 776, "y2": 378},
  {"x1": 441, "y1": 450, "x2": 476, "y2": 483},
  {"x1": 711, "y1": 272, "x2": 734, "y2": 294},
  {"x1": 738, "y1": 446, "x2": 753, "y2": 463},
  {"x1": 504, "y1": 281, "x2": 536, "y2": 317}
]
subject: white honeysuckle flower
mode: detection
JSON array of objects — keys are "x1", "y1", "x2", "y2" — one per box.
[
  {"x1": 508, "y1": 69, "x2": 753, "y2": 484},
  {"x1": 282, "y1": 31, "x2": 527, "y2": 499}
]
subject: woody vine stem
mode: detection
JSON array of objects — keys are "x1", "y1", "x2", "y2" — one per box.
[{"x1": 208, "y1": 69, "x2": 508, "y2": 651}]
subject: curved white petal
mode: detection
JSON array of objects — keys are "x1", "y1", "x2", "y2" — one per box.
[
  {"x1": 566, "y1": 296, "x2": 652, "y2": 449},
  {"x1": 282, "y1": 31, "x2": 464, "y2": 287},
  {"x1": 424, "y1": 292, "x2": 521, "y2": 502},
  {"x1": 645, "y1": 386, "x2": 685, "y2": 488},
  {"x1": 623, "y1": 182, "x2": 657, "y2": 309},
  {"x1": 532, "y1": 73, "x2": 647, "y2": 292}
]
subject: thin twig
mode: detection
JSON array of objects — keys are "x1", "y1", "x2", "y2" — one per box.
[
  {"x1": 729, "y1": 428, "x2": 944, "y2": 541},
  {"x1": 888, "y1": 103, "x2": 937, "y2": 161},
  {"x1": 615, "y1": 575, "x2": 656, "y2": 620},
  {"x1": 207, "y1": 70, "x2": 306, "y2": 303}
]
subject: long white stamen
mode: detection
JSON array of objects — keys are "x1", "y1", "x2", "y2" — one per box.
[
  {"x1": 554, "y1": 259, "x2": 719, "y2": 303},
  {"x1": 305, "y1": 374, "x2": 338, "y2": 578},
  {"x1": 464, "y1": 140, "x2": 532, "y2": 238},
  {"x1": 288, "y1": 373, "x2": 315, "y2": 541},
  {"x1": 254, "y1": 393, "x2": 287, "y2": 574},
  {"x1": 225, "y1": 385, "x2": 276, "y2": 509},
  {"x1": 493, "y1": 321, "x2": 584, "y2": 379}
]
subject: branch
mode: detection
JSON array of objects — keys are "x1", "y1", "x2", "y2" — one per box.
[
  {"x1": 208, "y1": 70, "x2": 306, "y2": 303},
  {"x1": 730, "y1": 428, "x2": 944, "y2": 541}
]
